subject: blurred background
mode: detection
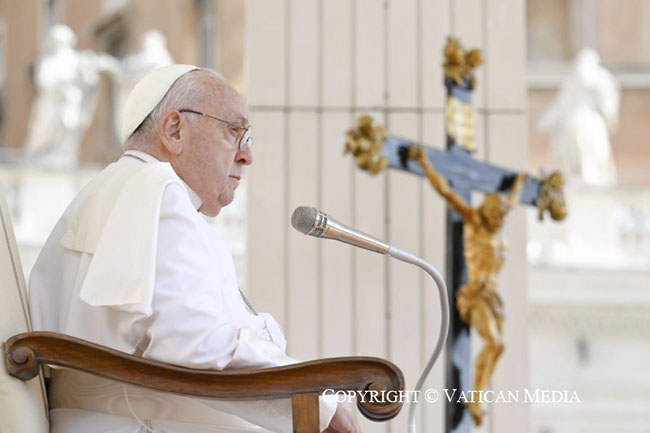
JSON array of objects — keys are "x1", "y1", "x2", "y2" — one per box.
[{"x1": 0, "y1": 1, "x2": 649, "y2": 433}]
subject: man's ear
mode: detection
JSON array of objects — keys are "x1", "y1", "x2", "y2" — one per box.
[{"x1": 160, "y1": 110, "x2": 184, "y2": 155}]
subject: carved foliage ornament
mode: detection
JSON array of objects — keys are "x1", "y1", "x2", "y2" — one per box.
[
  {"x1": 443, "y1": 37, "x2": 483, "y2": 89},
  {"x1": 344, "y1": 115, "x2": 388, "y2": 175},
  {"x1": 536, "y1": 171, "x2": 568, "y2": 221}
]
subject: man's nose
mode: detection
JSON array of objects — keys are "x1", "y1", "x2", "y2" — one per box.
[{"x1": 236, "y1": 145, "x2": 253, "y2": 165}]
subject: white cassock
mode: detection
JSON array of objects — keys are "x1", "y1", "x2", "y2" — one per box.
[{"x1": 29, "y1": 150, "x2": 336, "y2": 433}]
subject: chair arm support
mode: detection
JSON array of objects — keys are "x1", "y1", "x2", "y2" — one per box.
[{"x1": 4, "y1": 331, "x2": 403, "y2": 421}]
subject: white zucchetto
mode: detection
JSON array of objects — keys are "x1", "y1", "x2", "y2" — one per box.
[{"x1": 121, "y1": 63, "x2": 198, "y2": 143}]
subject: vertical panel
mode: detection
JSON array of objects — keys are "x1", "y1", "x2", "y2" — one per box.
[
  {"x1": 246, "y1": 0, "x2": 287, "y2": 106},
  {"x1": 487, "y1": 113, "x2": 530, "y2": 433},
  {"x1": 321, "y1": 0, "x2": 354, "y2": 359},
  {"x1": 451, "y1": 0, "x2": 484, "y2": 60},
  {"x1": 352, "y1": 4, "x2": 386, "y2": 404},
  {"x1": 419, "y1": 2, "x2": 450, "y2": 427},
  {"x1": 351, "y1": 108, "x2": 387, "y2": 355},
  {"x1": 353, "y1": 109, "x2": 388, "y2": 433},
  {"x1": 355, "y1": 0, "x2": 385, "y2": 108},
  {"x1": 451, "y1": 0, "x2": 486, "y2": 110},
  {"x1": 387, "y1": 112, "x2": 422, "y2": 430},
  {"x1": 215, "y1": 1, "x2": 246, "y2": 89},
  {"x1": 287, "y1": 112, "x2": 320, "y2": 360},
  {"x1": 321, "y1": 112, "x2": 354, "y2": 357},
  {"x1": 288, "y1": 0, "x2": 319, "y2": 107},
  {"x1": 485, "y1": 0, "x2": 526, "y2": 110},
  {"x1": 421, "y1": 112, "x2": 448, "y2": 432},
  {"x1": 388, "y1": 0, "x2": 418, "y2": 107},
  {"x1": 352, "y1": 0, "x2": 387, "y2": 364},
  {"x1": 322, "y1": 0, "x2": 352, "y2": 107},
  {"x1": 422, "y1": 0, "x2": 451, "y2": 109},
  {"x1": 247, "y1": 112, "x2": 287, "y2": 327}
]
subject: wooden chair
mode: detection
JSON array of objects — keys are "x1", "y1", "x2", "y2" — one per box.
[{"x1": 0, "y1": 185, "x2": 403, "y2": 433}]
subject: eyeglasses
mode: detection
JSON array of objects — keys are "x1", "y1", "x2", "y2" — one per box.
[{"x1": 179, "y1": 109, "x2": 253, "y2": 150}]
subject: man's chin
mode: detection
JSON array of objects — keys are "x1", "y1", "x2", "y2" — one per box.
[
  {"x1": 199, "y1": 205, "x2": 221, "y2": 217},
  {"x1": 215, "y1": 192, "x2": 236, "y2": 212}
]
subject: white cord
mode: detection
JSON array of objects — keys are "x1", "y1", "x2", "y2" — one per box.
[
  {"x1": 387, "y1": 246, "x2": 450, "y2": 433},
  {"x1": 123, "y1": 385, "x2": 157, "y2": 433}
]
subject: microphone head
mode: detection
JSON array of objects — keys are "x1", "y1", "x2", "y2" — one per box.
[{"x1": 291, "y1": 206, "x2": 318, "y2": 234}]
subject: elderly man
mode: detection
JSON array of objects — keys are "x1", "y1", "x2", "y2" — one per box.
[{"x1": 29, "y1": 65, "x2": 359, "y2": 433}]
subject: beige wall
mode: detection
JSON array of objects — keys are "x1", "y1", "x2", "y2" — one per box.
[
  {"x1": 0, "y1": 0, "x2": 40, "y2": 151},
  {"x1": 596, "y1": 0, "x2": 650, "y2": 68},
  {"x1": 245, "y1": 1, "x2": 529, "y2": 432}
]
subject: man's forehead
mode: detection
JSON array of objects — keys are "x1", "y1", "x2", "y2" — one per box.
[
  {"x1": 199, "y1": 74, "x2": 249, "y2": 121},
  {"x1": 196, "y1": 72, "x2": 232, "y2": 98}
]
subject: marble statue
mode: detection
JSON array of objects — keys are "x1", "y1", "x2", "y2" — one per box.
[
  {"x1": 24, "y1": 24, "x2": 118, "y2": 167},
  {"x1": 112, "y1": 30, "x2": 173, "y2": 140},
  {"x1": 539, "y1": 48, "x2": 620, "y2": 186}
]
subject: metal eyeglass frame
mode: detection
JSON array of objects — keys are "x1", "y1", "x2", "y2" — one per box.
[{"x1": 178, "y1": 109, "x2": 253, "y2": 149}]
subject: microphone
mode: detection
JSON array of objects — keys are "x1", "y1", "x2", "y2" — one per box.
[
  {"x1": 291, "y1": 205, "x2": 450, "y2": 433},
  {"x1": 291, "y1": 206, "x2": 389, "y2": 254}
]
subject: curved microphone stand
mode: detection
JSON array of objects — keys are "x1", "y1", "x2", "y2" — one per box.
[{"x1": 387, "y1": 246, "x2": 449, "y2": 433}]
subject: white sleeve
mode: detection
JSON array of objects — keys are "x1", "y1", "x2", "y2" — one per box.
[{"x1": 142, "y1": 184, "x2": 337, "y2": 432}]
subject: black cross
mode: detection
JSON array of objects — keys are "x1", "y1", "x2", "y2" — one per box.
[{"x1": 380, "y1": 78, "x2": 544, "y2": 433}]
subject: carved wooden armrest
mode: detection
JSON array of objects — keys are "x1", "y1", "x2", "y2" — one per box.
[{"x1": 4, "y1": 331, "x2": 404, "y2": 432}]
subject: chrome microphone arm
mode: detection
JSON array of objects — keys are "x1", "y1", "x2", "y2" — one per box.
[{"x1": 299, "y1": 208, "x2": 389, "y2": 254}]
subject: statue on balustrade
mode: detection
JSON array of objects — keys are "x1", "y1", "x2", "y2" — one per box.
[
  {"x1": 112, "y1": 29, "x2": 173, "y2": 141},
  {"x1": 24, "y1": 24, "x2": 118, "y2": 167},
  {"x1": 538, "y1": 48, "x2": 620, "y2": 186}
]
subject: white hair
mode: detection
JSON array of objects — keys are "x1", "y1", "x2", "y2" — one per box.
[{"x1": 125, "y1": 68, "x2": 225, "y2": 147}]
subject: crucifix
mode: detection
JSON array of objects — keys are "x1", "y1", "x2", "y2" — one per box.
[{"x1": 344, "y1": 38, "x2": 567, "y2": 432}]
